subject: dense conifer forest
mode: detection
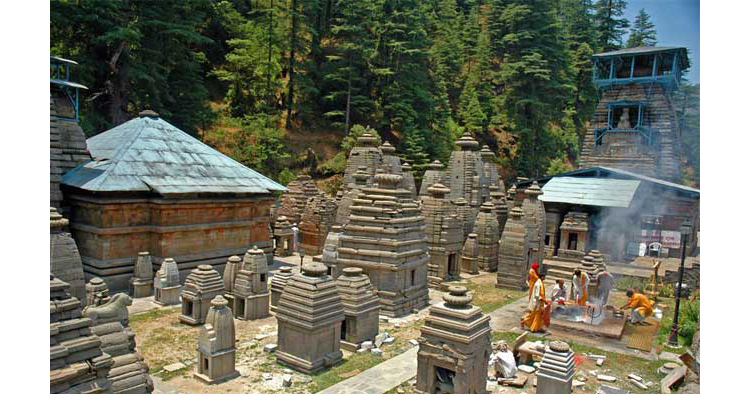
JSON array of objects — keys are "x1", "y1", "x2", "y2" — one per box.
[{"x1": 50, "y1": 0, "x2": 700, "y2": 187}]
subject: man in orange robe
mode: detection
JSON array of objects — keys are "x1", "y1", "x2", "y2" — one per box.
[
  {"x1": 521, "y1": 271, "x2": 550, "y2": 333},
  {"x1": 571, "y1": 269, "x2": 589, "y2": 306},
  {"x1": 621, "y1": 290, "x2": 654, "y2": 325}
]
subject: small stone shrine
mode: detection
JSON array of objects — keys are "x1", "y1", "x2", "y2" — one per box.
[
  {"x1": 415, "y1": 286, "x2": 492, "y2": 394},
  {"x1": 180, "y1": 265, "x2": 225, "y2": 325},
  {"x1": 497, "y1": 207, "x2": 531, "y2": 290},
  {"x1": 480, "y1": 144, "x2": 501, "y2": 202},
  {"x1": 558, "y1": 211, "x2": 590, "y2": 260},
  {"x1": 222, "y1": 255, "x2": 241, "y2": 304},
  {"x1": 336, "y1": 167, "x2": 370, "y2": 226},
  {"x1": 50, "y1": 207, "x2": 87, "y2": 305},
  {"x1": 447, "y1": 132, "x2": 483, "y2": 207},
  {"x1": 336, "y1": 267, "x2": 381, "y2": 352},
  {"x1": 419, "y1": 160, "x2": 448, "y2": 198},
  {"x1": 270, "y1": 266, "x2": 294, "y2": 313},
  {"x1": 130, "y1": 252, "x2": 153, "y2": 298},
  {"x1": 454, "y1": 197, "x2": 477, "y2": 238},
  {"x1": 543, "y1": 211, "x2": 562, "y2": 258},
  {"x1": 422, "y1": 183, "x2": 464, "y2": 287},
  {"x1": 460, "y1": 233, "x2": 480, "y2": 274},
  {"x1": 299, "y1": 192, "x2": 338, "y2": 256},
  {"x1": 379, "y1": 142, "x2": 404, "y2": 176},
  {"x1": 278, "y1": 175, "x2": 319, "y2": 224},
  {"x1": 195, "y1": 296, "x2": 240, "y2": 384},
  {"x1": 231, "y1": 247, "x2": 270, "y2": 320},
  {"x1": 402, "y1": 162, "x2": 418, "y2": 198},
  {"x1": 275, "y1": 263, "x2": 345, "y2": 374},
  {"x1": 472, "y1": 202, "x2": 500, "y2": 272},
  {"x1": 273, "y1": 216, "x2": 295, "y2": 257},
  {"x1": 337, "y1": 172, "x2": 430, "y2": 317},
  {"x1": 506, "y1": 184, "x2": 520, "y2": 212},
  {"x1": 50, "y1": 275, "x2": 113, "y2": 394},
  {"x1": 521, "y1": 182, "x2": 546, "y2": 265},
  {"x1": 321, "y1": 225, "x2": 343, "y2": 278},
  {"x1": 86, "y1": 277, "x2": 111, "y2": 307},
  {"x1": 535, "y1": 341, "x2": 575, "y2": 394},
  {"x1": 153, "y1": 258, "x2": 180, "y2": 306},
  {"x1": 489, "y1": 185, "x2": 509, "y2": 233},
  {"x1": 83, "y1": 292, "x2": 153, "y2": 393},
  {"x1": 342, "y1": 132, "x2": 382, "y2": 190}
]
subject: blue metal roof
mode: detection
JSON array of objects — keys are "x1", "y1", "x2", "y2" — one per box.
[
  {"x1": 62, "y1": 115, "x2": 287, "y2": 195},
  {"x1": 540, "y1": 177, "x2": 640, "y2": 208}
]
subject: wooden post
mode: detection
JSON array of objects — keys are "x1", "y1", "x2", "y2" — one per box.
[
  {"x1": 609, "y1": 58, "x2": 615, "y2": 81},
  {"x1": 652, "y1": 54, "x2": 658, "y2": 78},
  {"x1": 630, "y1": 56, "x2": 635, "y2": 78}
]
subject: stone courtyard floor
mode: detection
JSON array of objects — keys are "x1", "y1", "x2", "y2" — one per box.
[{"x1": 129, "y1": 258, "x2": 685, "y2": 394}]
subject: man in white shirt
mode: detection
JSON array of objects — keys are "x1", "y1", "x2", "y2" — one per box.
[{"x1": 550, "y1": 279, "x2": 567, "y2": 302}]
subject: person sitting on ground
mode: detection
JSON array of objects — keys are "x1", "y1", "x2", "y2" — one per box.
[
  {"x1": 620, "y1": 290, "x2": 654, "y2": 325},
  {"x1": 521, "y1": 271, "x2": 550, "y2": 333},
  {"x1": 571, "y1": 269, "x2": 590, "y2": 305},
  {"x1": 551, "y1": 279, "x2": 567, "y2": 303}
]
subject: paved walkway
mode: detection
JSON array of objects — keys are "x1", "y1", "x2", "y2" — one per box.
[{"x1": 317, "y1": 346, "x2": 419, "y2": 394}]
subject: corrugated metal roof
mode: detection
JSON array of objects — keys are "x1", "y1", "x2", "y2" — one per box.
[
  {"x1": 593, "y1": 46, "x2": 685, "y2": 57},
  {"x1": 62, "y1": 115, "x2": 287, "y2": 195},
  {"x1": 539, "y1": 177, "x2": 640, "y2": 208},
  {"x1": 50, "y1": 79, "x2": 88, "y2": 90}
]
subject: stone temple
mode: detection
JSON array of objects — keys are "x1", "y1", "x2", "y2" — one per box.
[
  {"x1": 195, "y1": 296, "x2": 239, "y2": 384},
  {"x1": 471, "y1": 202, "x2": 500, "y2": 272},
  {"x1": 342, "y1": 132, "x2": 382, "y2": 190},
  {"x1": 418, "y1": 160, "x2": 448, "y2": 198},
  {"x1": 421, "y1": 183, "x2": 464, "y2": 287},
  {"x1": 275, "y1": 263, "x2": 345, "y2": 374},
  {"x1": 299, "y1": 192, "x2": 338, "y2": 256},
  {"x1": 521, "y1": 181, "x2": 546, "y2": 266},
  {"x1": 278, "y1": 174, "x2": 318, "y2": 225},
  {"x1": 50, "y1": 207, "x2": 86, "y2": 304},
  {"x1": 415, "y1": 286, "x2": 492, "y2": 394},
  {"x1": 61, "y1": 111, "x2": 285, "y2": 291},
  {"x1": 497, "y1": 207, "x2": 531, "y2": 290},
  {"x1": 180, "y1": 264, "x2": 225, "y2": 325},
  {"x1": 336, "y1": 167, "x2": 370, "y2": 226},
  {"x1": 447, "y1": 132, "x2": 484, "y2": 207},
  {"x1": 337, "y1": 172, "x2": 430, "y2": 317},
  {"x1": 336, "y1": 267, "x2": 381, "y2": 352}
]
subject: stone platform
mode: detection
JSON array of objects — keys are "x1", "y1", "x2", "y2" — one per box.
[{"x1": 549, "y1": 304, "x2": 627, "y2": 339}]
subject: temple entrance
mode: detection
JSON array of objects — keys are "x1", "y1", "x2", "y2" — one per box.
[
  {"x1": 433, "y1": 366, "x2": 455, "y2": 394},
  {"x1": 183, "y1": 300, "x2": 193, "y2": 317},
  {"x1": 447, "y1": 253, "x2": 458, "y2": 277},
  {"x1": 568, "y1": 233, "x2": 578, "y2": 250},
  {"x1": 340, "y1": 317, "x2": 347, "y2": 340}
]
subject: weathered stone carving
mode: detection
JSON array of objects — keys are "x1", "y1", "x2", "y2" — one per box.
[
  {"x1": 497, "y1": 207, "x2": 531, "y2": 290},
  {"x1": 336, "y1": 172, "x2": 430, "y2": 317},
  {"x1": 275, "y1": 263, "x2": 345, "y2": 374},
  {"x1": 422, "y1": 184, "x2": 464, "y2": 288},
  {"x1": 535, "y1": 341, "x2": 575, "y2": 394},
  {"x1": 472, "y1": 202, "x2": 500, "y2": 272},
  {"x1": 153, "y1": 258, "x2": 180, "y2": 306},
  {"x1": 521, "y1": 182, "x2": 546, "y2": 266},
  {"x1": 336, "y1": 267, "x2": 381, "y2": 352},
  {"x1": 86, "y1": 277, "x2": 111, "y2": 307},
  {"x1": 460, "y1": 233, "x2": 480, "y2": 275},
  {"x1": 415, "y1": 286, "x2": 492, "y2": 394},
  {"x1": 130, "y1": 252, "x2": 153, "y2": 298},
  {"x1": 179, "y1": 265, "x2": 224, "y2": 325},
  {"x1": 231, "y1": 247, "x2": 270, "y2": 320},
  {"x1": 50, "y1": 207, "x2": 86, "y2": 305},
  {"x1": 195, "y1": 296, "x2": 239, "y2": 384}
]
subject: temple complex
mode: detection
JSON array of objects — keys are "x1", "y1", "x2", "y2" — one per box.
[
  {"x1": 270, "y1": 266, "x2": 294, "y2": 313},
  {"x1": 275, "y1": 263, "x2": 345, "y2": 374},
  {"x1": 278, "y1": 175, "x2": 319, "y2": 224},
  {"x1": 336, "y1": 172, "x2": 430, "y2": 317},
  {"x1": 521, "y1": 182, "x2": 546, "y2": 265},
  {"x1": 61, "y1": 111, "x2": 285, "y2": 291},
  {"x1": 460, "y1": 233, "x2": 480, "y2": 274},
  {"x1": 50, "y1": 274, "x2": 113, "y2": 394},
  {"x1": 336, "y1": 167, "x2": 370, "y2": 226},
  {"x1": 418, "y1": 160, "x2": 448, "y2": 198},
  {"x1": 273, "y1": 216, "x2": 295, "y2": 257},
  {"x1": 580, "y1": 47, "x2": 690, "y2": 182},
  {"x1": 415, "y1": 286, "x2": 491, "y2": 394},
  {"x1": 231, "y1": 247, "x2": 270, "y2": 320},
  {"x1": 299, "y1": 192, "x2": 338, "y2": 256},
  {"x1": 179, "y1": 264, "x2": 225, "y2": 325},
  {"x1": 153, "y1": 258, "x2": 180, "y2": 306},
  {"x1": 130, "y1": 252, "x2": 153, "y2": 298},
  {"x1": 496, "y1": 207, "x2": 531, "y2": 290},
  {"x1": 83, "y1": 292, "x2": 153, "y2": 393},
  {"x1": 195, "y1": 296, "x2": 239, "y2": 384},
  {"x1": 471, "y1": 202, "x2": 500, "y2": 272},
  {"x1": 51, "y1": 207, "x2": 86, "y2": 304},
  {"x1": 336, "y1": 267, "x2": 381, "y2": 352},
  {"x1": 421, "y1": 183, "x2": 464, "y2": 287}
]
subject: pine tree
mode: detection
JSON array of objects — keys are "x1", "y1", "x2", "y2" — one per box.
[
  {"x1": 626, "y1": 8, "x2": 657, "y2": 48},
  {"x1": 595, "y1": 0, "x2": 629, "y2": 51}
]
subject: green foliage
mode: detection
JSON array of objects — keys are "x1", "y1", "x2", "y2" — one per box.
[
  {"x1": 226, "y1": 114, "x2": 290, "y2": 182},
  {"x1": 278, "y1": 168, "x2": 296, "y2": 186},
  {"x1": 659, "y1": 291, "x2": 700, "y2": 347},
  {"x1": 322, "y1": 175, "x2": 344, "y2": 197},
  {"x1": 615, "y1": 277, "x2": 645, "y2": 292},
  {"x1": 340, "y1": 124, "x2": 381, "y2": 151},
  {"x1": 595, "y1": 0, "x2": 629, "y2": 51},
  {"x1": 626, "y1": 8, "x2": 657, "y2": 48}
]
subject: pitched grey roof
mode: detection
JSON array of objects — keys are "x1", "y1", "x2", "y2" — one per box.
[
  {"x1": 540, "y1": 177, "x2": 640, "y2": 208},
  {"x1": 62, "y1": 115, "x2": 287, "y2": 195}
]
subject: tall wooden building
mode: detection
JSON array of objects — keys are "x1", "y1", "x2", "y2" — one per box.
[
  {"x1": 580, "y1": 47, "x2": 690, "y2": 183},
  {"x1": 61, "y1": 111, "x2": 286, "y2": 291}
]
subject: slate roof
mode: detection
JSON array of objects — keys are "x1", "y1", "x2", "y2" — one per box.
[
  {"x1": 62, "y1": 114, "x2": 287, "y2": 196},
  {"x1": 540, "y1": 177, "x2": 640, "y2": 208}
]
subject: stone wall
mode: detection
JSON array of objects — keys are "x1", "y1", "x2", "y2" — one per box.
[{"x1": 50, "y1": 96, "x2": 90, "y2": 211}]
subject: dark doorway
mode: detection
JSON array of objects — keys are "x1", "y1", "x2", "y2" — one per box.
[{"x1": 568, "y1": 233, "x2": 578, "y2": 250}]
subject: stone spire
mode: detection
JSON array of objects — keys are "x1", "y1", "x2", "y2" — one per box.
[
  {"x1": 336, "y1": 172, "x2": 430, "y2": 317},
  {"x1": 472, "y1": 202, "x2": 500, "y2": 272},
  {"x1": 153, "y1": 257, "x2": 180, "y2": 306},
  {"x1": 419, "y1": 160, "x2": 449, "y2": 197},
  {"x1": 222, "y1": 255, "x2": 241, "y2": 296},
  {"x1": 336, "y1": 267, "x2": 381, "y2": 351},
  {"x1": 50, "y1": 207, "x2": 86, "y2": 305},
  {"x1": 479, "y1": 144, "x2": 501, "y2": 203},
  {"x1": 275, "y1": 262, "x2": 345, "y2": 373},
  {"x1": 278, "y1": 175, "x2": 318, "y2": 224},
  {"x1": 454, "y1": 197, "x2": 478, "y2": 237},
  {"x1": 497, "y1": 207, "x2": 531, "y2": 290},
  {"x1": 521, "y1": 181, "x2": 546, "y2": 265},
  {"x1": 342, "y1": 132, "x2": 382, "y2": 190},
  {"x1": 422, "y1": 183, "x2": 464, "y2": 287},
  {"x1": 461, "y1": 233, "x2": 480, "y2": 274},
  {"x1": 299, "y1": 192, "x2": 338, "y2": 256},
  {"x1": 379, "y1": 142, "x2": 403, "y2": 176},
  {"x1": 195, "y1": 296, "x2": 240, "y2": 384},
  {"x1": 415, "y1": 286, "x2": 492, "y2": 394},
  {"x1": 179, "y1": 265, "x2": 225, "y2": 325},
  {"x1": 270, "y1": 266, "x2": 294, "y2": 313},
  {"x1": 130, "y1": 251, "x2": 153, "y2": 298},
  {"x1": 336, "y1": 166, "x2": 370, "y2": 226},
  {"x1": 448, "y1": 132, "x2": 484, "y2": 206},
  {"x1": 489, "y1": 185, "x2": 509, "y2": 233},
  {"x1": 401, "y1": 162, "x2": 417, "y2": 198},
  {"x1": 535, "y1": 341, "x2": 575, "y2": 394}
]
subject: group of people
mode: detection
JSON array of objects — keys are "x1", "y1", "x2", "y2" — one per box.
[{"x1": 519, "y1": 263, "x2": 653, "y2": 332}]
